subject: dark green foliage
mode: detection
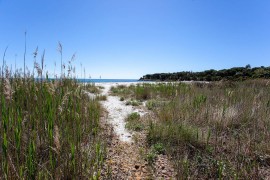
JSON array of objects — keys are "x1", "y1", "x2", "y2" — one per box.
[
  {"x1": 140, "y1": 66, "x2": 270, "y2": 81},
  {"x1": 152, "y1": 143, "x2": 165, "y2": 155}
]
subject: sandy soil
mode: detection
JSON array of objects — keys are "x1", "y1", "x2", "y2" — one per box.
[
  {"x1": 88, "y1": 82, "x2": 176, "y2": 179},
  {"x1": 97, "y1": 82, "x2": 146, "y2": 142}
]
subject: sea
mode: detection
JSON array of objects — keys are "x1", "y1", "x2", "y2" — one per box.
[
  {"x1": 76, "y1": 79, "x2": 140, "y2": 83},
  {"x1": 37, "y1": 78, "x2": 151, "y2": 83}
]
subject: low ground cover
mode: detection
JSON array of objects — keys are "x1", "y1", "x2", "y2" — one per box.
[{"x1": 112, "y1": 80, "x2": 270, "y2": 179}]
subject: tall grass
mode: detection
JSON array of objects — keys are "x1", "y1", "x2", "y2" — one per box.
[
  {"x1": 112, "y1": 81, "x2": 270, "y2": 179},
  {"x1": 0, "y1": 50, "x2": 105, "y2": 179}
]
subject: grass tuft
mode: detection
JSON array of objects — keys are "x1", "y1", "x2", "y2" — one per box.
[
  {"x1": 125, "y1": 112, "x2": 144, "y2": 131},
  {"x1": 112, "y1": 80, "x2": 270, "y2": 179}
]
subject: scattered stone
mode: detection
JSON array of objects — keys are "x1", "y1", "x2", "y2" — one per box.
[{"x1": 162, "y1": 170, "x2": 167, "y2": 174}]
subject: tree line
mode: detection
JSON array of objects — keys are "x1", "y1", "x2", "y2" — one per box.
[{"x1": 140, "y1": 65, "x2": 270, "y2": 81}]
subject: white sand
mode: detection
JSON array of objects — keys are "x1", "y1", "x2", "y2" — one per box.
[
  {"x1": 89, "y1": 81, "x2": 203, "y2": 142},
  {"x1": 97, "y1": 82, "x2": 147, "y2": 142}
]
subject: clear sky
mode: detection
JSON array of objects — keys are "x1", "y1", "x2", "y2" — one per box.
[{"x1": 0, "y1": 0, "x2": 269, "y2": 79}]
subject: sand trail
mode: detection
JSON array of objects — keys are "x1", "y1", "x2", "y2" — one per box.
[
  {"x1": 93, "y1": 82, "x2": 176, "y2": 179},
  {"x1": 98, "y1": 83, "x2": 145, "y2": 142}
]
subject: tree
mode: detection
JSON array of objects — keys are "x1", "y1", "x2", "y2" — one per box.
[{"x1": 245, "y1": 64, "x2": 251, "y2": 69}]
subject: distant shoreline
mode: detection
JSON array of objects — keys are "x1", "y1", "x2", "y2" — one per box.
[
  {"x1": 77, "y1": 79, "x2": 139, "y2": 83},
  {"x1": 32, "y1": 78, "x2": 141, "y2": 83},
  {"x1": 140, "y1": 65, "x2": 270, "y2": 81}
]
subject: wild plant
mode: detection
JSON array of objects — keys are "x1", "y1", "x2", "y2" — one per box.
[
  {"x1": 113, "y1": 80, "x2": 270, "y2": 179},
  {"x1": 0, "y1": 46, "x2": 106, "y2": 179}
]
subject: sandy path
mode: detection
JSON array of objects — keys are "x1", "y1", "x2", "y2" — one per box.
[
  {"x1": 98, "y1": 82, "x2": 145, "y2": 142},
  {"x1": 96, "y1": 82, "x2": 151, "y2": 179},
  {"x1": 99, "y1": 83, "x2": 133, "y2": 142},
  {"x1": 94, "y1": 82, "x2": 176, "y2": 179}
]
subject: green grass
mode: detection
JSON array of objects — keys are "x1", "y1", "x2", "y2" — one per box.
[
  {"x1": 152, "y1": 143, "x2": 165, "y2": 155},
  {"x1": 85, "y1": 83, "x2": 101, "y2": 94},
  {"x1": 112, "y1": 80, "x2": 270, "y2": 179},
  {"x1": 110, "y1": 85, "x2": 132, "y2": 97},
  {"x1": 146, "y1": 99, "x2": 168, "y2": 110},
  {"x1": 125, "y1": 99, "x2": 142, "y2": 106},
  {"x1": 0, "y1": 69, "x2": 105, "y2": 178},
  {"x1": 125, "y1": 112, "x2": 144, "y2": 132},
  {"x1": 146, "y1": 143, "x2": 165, "y2": 165}
]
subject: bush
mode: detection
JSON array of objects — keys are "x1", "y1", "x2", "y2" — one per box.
[
  {"x1": 125, "y1": 100, "x2": 141, "y2": 106},
  {"x1": 152, "y1": 143, "x2": 165, "y2": 155},
  {"x1": 146, "y1": 151, "x2": 157, "y2": 164},
  {"x1": 125, "y1": 112, "x2": 144, "y2": 131}
]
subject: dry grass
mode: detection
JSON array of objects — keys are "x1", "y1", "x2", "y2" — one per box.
[{"x1": 112, "y1": 80, "x2": 270, "y2": 179}]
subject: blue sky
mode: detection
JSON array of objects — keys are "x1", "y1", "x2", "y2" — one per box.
[{"x1": 0, "y1": 0, "x2": 269, "y2": 79}]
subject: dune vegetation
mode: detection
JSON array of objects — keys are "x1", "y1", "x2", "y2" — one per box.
[
  {"x1": 0, "y1": 50, "x2": 106, "y2": 179},
  {"x1": 1, "y1": 41, "x2": 270, "y2": 179},
  {"x1": 111, "y1": 80, "x2": 270, "y2": 179}
]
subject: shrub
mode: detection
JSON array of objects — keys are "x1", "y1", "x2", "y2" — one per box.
[
  {"x1": 125, "y1": 112, "x2": 144, "y2": 131},
  {"x1": 152, "y1": 143, "x2": 165, "y2": 155},
  {"x1": 125, "y1": 100, "x2": 141, "y2": 106},
  {"x1": 146, "y1": 151, "x2": 157, "y2": 164}
]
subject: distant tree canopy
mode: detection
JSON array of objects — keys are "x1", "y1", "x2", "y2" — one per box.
[{"x1": 140, "y1": 65, "x2": 270, "y2": 81}]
